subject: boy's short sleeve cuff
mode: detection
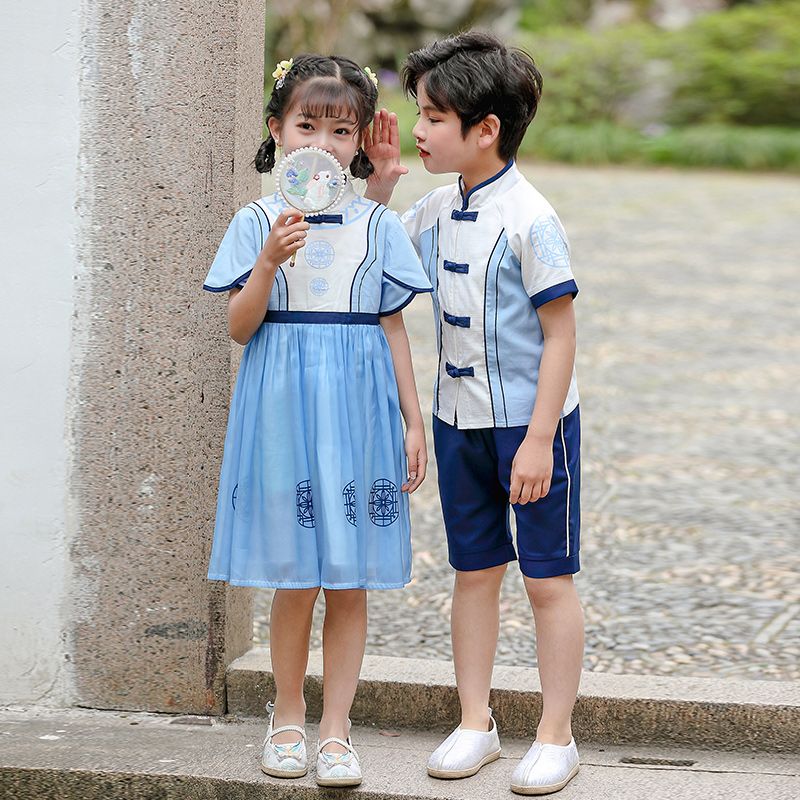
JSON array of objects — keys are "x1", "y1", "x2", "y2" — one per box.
[{"x1": 530, "y1": 279, "x2": 579, "y2": 309}]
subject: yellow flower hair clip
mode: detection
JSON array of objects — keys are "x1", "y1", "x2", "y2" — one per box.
[
  {"x1": 272, "y1": 58, "x2": 294, "y2": 89},
  {"x1": 364, "y1": 66, "x2": 379, "y2": 88}
]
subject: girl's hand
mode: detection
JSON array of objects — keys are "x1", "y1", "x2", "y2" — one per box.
[
  {"x1": 259, "y1": 208, "x2": 309, "y2": 268},
  {"x1": 402, "y1": 423, "x2": 427, "y2": 493},
  {"x1": 363, "y1": 108, "x2": 408, "y2": 204},
  {"x1": 509, "y1": 433, "x2": 553, "y2": 505}
]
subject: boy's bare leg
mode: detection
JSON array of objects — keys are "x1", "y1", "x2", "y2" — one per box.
[
  {"x1": 269, "y1": 587, "x2": 320, "y2": 743},
  {"x1": 319, "y1": 588, "x2": 368, "y2": 753},
  {"x1": 452, "y1": 563, "x2": 507, "y2": 730},
  {"x1": 524, "y1": 574, "x2": 584, "y2": 745}
]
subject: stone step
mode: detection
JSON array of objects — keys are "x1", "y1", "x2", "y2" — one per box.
[
  {"x1": 227, "y1": 648, "x2": 800, "y2": 753},
  {"x1": 2, "y1": 708, "x2": 798, "y2": 800}
]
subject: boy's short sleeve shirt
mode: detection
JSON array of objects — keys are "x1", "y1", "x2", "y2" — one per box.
[{"x1": 401, "y1": 162, "x2": 579, "y2": 429}]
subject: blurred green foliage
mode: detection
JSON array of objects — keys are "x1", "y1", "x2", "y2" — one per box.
[
  {"x1": 517, "y1": 1, "x2": 800, "y2": 128},
  {"x1": 667, "y1": 2, "x2": 800, "y2": 125}
]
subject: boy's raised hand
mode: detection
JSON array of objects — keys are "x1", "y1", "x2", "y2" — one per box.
[{"x1": 363, "y1": 108, "x2": 408, "y2": 206}]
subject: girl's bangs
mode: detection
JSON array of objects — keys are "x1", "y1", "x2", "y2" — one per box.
[{"x1": 293, "y1": 78, "x2": 367, "y2": 128}]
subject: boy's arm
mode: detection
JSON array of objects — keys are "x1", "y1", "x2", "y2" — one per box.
[
  {"x1": 509, "y1": 295, "x2": 576, "y2": 505},
  {"x1": 380, "y1": 311, "x2": 427, "y2": 493},
  {"x1": 363, "y1": 108, "x2": 408, "y2": 206}
]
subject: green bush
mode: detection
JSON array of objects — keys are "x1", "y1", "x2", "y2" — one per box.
[
  {"x1": 667, "y1": 2, "x2": 800, "y2": 126},
  {"x1": 516, "y1": 25, "x2": 661, "y2": 127}
]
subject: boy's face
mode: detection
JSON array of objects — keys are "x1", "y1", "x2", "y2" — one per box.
[{"x1": 412, "y1": 80, "x2": 483, "y2": 176}]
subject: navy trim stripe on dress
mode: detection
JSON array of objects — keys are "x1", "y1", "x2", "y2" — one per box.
[
  {"x1": 203, "y1": 270, "x2": 252, "y2": 292},
  {"x1": 263, "y1": 311, "x2": 380, "y2": 325},
  {"x1": 350, "y1": 205, "x2": 386, "y2": 312},
  {"x1": 383, "y1": 271, "x2": 432, "y2": 293},
  {"x1": 379, "y1": 293, "x2": 417, "y2": 317},
  {"x1": 530, "y1": 279, "x2": 579, "y2": 309}
]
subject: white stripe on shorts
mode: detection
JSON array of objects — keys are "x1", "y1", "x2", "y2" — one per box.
[{"x1": 559, "y1": 418, "x2": 571, "y2": 557}]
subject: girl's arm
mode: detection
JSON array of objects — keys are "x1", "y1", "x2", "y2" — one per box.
[
  {"x1": 363, "y1": 109, "x2": 408, "y2": 207},
  {"x1": 380, "y1": 311, "x2": 427, "y2": 493},
  {"x1": 227, "y1": 209, "x2": 309, "y2": 344},
  {"x1": 509, "y1": 295, "x2": 577, "y2": 505}
]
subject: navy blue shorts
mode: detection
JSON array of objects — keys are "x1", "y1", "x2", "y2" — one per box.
[{"x1": 433, "y1": 406, "x2": 580, "y2": 579}]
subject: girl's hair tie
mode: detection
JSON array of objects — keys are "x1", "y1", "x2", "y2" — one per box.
[
  {"x1": 272, "y1": 57, "x2": 294, "y2": 89},
  {"x1": 364, "y1": 66, "x2": 378, "y2": 88}
]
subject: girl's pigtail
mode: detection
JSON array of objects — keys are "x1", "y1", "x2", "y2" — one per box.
[
  {"x1": 255, "y1": 136, "x2": 277, "y2": 173},
  {"x1": 349, "y1": 148, "x2": 374, "y2": 179}
]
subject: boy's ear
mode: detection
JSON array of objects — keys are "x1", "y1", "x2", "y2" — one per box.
[{"x1": 476, "y1": 114, "x2": 501, "y2": 152}]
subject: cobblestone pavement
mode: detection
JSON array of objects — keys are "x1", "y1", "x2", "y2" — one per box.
[{"x1": 254, "y1": 163, "x2": 800, "y2": 681}]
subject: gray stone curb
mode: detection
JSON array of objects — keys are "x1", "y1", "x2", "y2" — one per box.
[{"x1": 227, "y1": 648, "x2": 800, "y2": 753}]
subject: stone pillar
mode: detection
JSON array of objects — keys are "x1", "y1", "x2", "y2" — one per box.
[{"x1": 69, "y1": 0, "x2": 264, "y2": 713}]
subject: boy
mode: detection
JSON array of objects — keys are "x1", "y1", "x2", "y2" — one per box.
[{"x1": 366, "y1": 31, "x2": 584, "y2": 795}]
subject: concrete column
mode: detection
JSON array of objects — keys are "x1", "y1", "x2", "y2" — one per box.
[{"x1": 69, "y1": 0, "x2": 264, "y2": 713}]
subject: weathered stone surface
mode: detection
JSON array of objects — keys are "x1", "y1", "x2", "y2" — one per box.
[{"x1": 68, "y1": 0, "x2": 264, "y2": 713}]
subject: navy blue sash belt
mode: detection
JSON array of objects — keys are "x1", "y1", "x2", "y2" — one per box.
[{"x1": 264, "y1": 311, "x2": 379, "y2": 325}]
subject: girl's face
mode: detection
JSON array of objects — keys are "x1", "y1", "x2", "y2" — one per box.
[{"x1": 269, "y1": 102, "x2": 361, "y2": 173}]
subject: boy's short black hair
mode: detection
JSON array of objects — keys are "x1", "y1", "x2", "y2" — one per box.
[{"x1": 402, "y1": 30, "x2": 543, "y2": 162}]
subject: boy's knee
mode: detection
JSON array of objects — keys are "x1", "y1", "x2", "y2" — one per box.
[
  {"x1": 524, "y1": 574, "x2": 574, "y2": 607},
  {"x1": 455, "y1": 563, "x2": 507, "y2": 591}
]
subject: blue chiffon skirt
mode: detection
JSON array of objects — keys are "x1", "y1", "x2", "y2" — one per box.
[{"x1": 207, "y1": 320, "x2": 412, "y2": 589}]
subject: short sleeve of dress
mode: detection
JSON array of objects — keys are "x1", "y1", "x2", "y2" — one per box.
[
  {"x1": 203, "y1": 206, "x2": 264, "y2": 292},
  {"x1": 379, "y1": 210, "x2": 432, "y2": 316},
  {"x1": 520, "y1": 212, "x2": 579, "y2": 309}
]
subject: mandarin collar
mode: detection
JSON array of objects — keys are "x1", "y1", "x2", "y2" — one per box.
[{"x1": 457, "y1": 160, "x2": 520, "y2": 211}]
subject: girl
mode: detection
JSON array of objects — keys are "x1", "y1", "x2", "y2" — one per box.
[{"x1": 203, "y1": 54, "x2": 431, "y2": 787}]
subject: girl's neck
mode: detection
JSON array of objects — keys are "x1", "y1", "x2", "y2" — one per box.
[{"x1": 460, "y1": 156, "x2": 509, "y2": 196}]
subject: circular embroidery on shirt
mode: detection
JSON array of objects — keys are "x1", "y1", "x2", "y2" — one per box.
[
  {"x1": 309, "y1": 278, "x2": 329, "y2": 296},
  {"x1": 296, "y1": 480, "x2": 315, "y2": 528},
  {"x1": 530, "y1": 215, "x2": 570, "y2": 268},
  {"x1": 368, "y1": 479, "x2": 399, "y2": 527},
  {"x1": 305, "y1": 240, "x2": 335, "y2": 270},
  {"x1": 343, "y1": 480, "x2": 357, "y2": 526}
]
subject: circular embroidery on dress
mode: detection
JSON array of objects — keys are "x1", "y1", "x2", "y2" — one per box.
[
  {"x1": 368, "y1": 478, "x2": 399, "y2": 527},
  {"x1": 231, "y1": 483, "x2": 238, "y2": 510},
  {"x1": 296, "y1": 480, "x2": 315, "y2": 528},
  {"x1": 309, "y1": 277, "x2": 329, "y2": 296},
  {"x1": 305, "y1": 240, "x2": 335, "y2": 270},
  {"x1": 530, "y1": 215, "x2": 570, "y2": 268},
  {"x1": 342, "y1": 480, "x2": 357, "y2": 526}
]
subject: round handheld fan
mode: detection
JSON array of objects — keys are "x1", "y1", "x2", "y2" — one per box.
[{"x1": 274, "y1": 147, "x2": 347, "y2": 267}]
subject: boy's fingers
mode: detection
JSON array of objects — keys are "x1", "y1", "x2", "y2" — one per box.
[
  {"x1": 509, "y1": 474, "x2": 521, "y2": 505},
  {"x1": 389, "y1": 112, "x2": 400, "y2": 147}
]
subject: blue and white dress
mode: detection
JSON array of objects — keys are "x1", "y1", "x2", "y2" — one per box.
[{"x1": 203, "y1": 179, "x2": 432, "y2": 589}]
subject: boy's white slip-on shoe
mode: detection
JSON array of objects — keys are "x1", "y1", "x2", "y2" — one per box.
[
  {"x1": 510, "y1": 738, "x2": 580, "y2": 795},
  {"x1": 427, "y1": 711, "x2": 501, "y2": 779},
  {"x1": 316, "y1": 734, "x2": 362, "y2": 787},
  {"x1": 259, "y1": 701, "x2": 308, "y2": 778}
]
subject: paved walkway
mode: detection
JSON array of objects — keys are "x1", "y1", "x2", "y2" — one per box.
[{"x1": 254, "y1": 163, "x2": 800, "y2": 681}]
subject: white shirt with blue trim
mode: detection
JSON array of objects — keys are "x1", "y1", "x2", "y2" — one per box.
[
  {"x1": 401, "y1": 161, "x2": 579, "y2": 429},
  {"x1": 203, "y1": 178, "x2": 431, "y2": 318}
]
